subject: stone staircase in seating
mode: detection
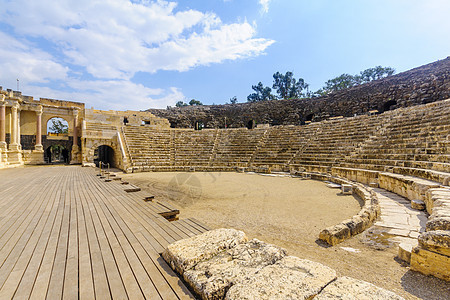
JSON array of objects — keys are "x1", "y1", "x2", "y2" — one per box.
[{"x1": 211, "y1": 128, "x2": 266, "y2": 168}]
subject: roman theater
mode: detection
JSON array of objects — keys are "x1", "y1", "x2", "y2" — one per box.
[{"x1": 0, "y1": 58, "x2": 449, "y2": 299}]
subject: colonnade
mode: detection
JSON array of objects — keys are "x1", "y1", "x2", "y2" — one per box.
[{"x1": 0, "y1": 96, "x2": 79, "y2": 165}]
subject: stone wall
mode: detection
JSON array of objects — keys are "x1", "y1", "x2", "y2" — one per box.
[{"x1": 148, "y1": 57, "x2": 450, "y2": 128}]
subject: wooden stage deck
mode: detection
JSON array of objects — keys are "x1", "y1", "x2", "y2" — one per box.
[{"x1": 0, "y1": 166, "x2": 209, "y2": 299}]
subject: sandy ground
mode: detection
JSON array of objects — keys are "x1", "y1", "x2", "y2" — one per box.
[{"x1": 123, "y1": 171, "x2": 450, "y2": 300}]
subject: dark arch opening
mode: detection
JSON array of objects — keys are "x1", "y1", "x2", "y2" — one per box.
[
  {"x1": 247, "y1": 120, "x2": 256, "y2": 129},
  {"x1": 306, "y1": 113, "x2": 314, "y2": 122},
  {"x1": 45, "y1": 145, "x2": 70, "y2": 164},
  {"x1": 95, "y1": 145, "x2": 115, "y2": 168},
  {"x1": 383, "y1": 100, "x2": 397, "y2": 112}
]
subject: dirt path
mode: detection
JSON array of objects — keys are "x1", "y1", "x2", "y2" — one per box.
[{"x1": 123, "y1": 171, "x2": 450, "y2": 300}]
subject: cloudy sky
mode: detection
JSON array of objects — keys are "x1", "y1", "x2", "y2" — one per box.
[{"x1": 0, "y1": 0, "x2": 449, "y2": 110}]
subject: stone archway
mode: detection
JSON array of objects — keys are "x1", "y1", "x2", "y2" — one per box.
[
  {"x1": 94, "y1": 145, "x2": 115, "y2": 168},
  {"x1": 87, "y1": 140, "x2": 118, "y2": 168},
  {"x1": 44, "y1": 144, "x2": 70, "y2": 164}
]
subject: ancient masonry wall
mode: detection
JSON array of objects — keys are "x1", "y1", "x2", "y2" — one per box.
[{"x1": 148, "y1": 57, "x2": 450, "y2": 128}]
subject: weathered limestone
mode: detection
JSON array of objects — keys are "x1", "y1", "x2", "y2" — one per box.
[
  {"x1": 418, "y1": 230, "x2": 450, "y2": 256},
  {"x1": 315, "y1": 276, "x2": 405, "y2": 300},
  {"x1": 319, "y1": 180, "x2": 379, "y2": 245},
  {"x1": 162, "y1": 228, "x2": 248, "y2": 275},
  {"x1": 163, "y1": 229, "x2": 404, "y2": 299},
  {"x1": 379, "y1": 172, "x2": 440, "y2": 202},
  {"x1": 409, "y1": 186, "x2": 450, "y2": 281},
  {"x1": 184, "y1": 239, "x2": 286, "y2": 299},
  {"x1": 411, "y1": 247, "x2": 450, "y2": 281},
  {"x1": 398, "y1": 241, "x2": 417, "y2": 263},
  {"x1": 225, "y1": 256, "x2": 337, "y2": 300},
  {"x1": 411, "y1": 199, "x2": 426, "y2": 211}
]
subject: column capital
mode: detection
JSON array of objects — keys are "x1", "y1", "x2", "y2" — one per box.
[
  {"x1": 36, "y1": 106, "x2": 43, "y2": 115},
  {"x1": 0, "y1": 94, "x2": 5, "y2": 102},
  {"x1": 72, "y1": 107, "x2": 80, "y2": 117},
  {"x1": 11, "y1": 102, "x2": 20, "y2": 111}
]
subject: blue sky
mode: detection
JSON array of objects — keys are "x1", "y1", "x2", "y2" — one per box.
[{"x1": 0, "y1": 0, "x2": 449, "y2": 110}]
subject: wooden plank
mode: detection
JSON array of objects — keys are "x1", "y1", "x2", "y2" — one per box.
[
  {"x1": 29, "y1": 169, "x2": 69, "y2": 299},
  {"x1": 72, "y1": 168, "x2": 95, "y2": 300},
  {"x1": 0, "y1": 171, "x2": 61, "y2": 299},
  {"x1": 84, "y1": 169, "x2": 193, "y2": 299},
  {"x1": 83, "y1": 175, "x2": 162, "y2": 299},
  {"x1": 46, "y1": 168, "x2": 72, "y2": 300},
  {"x1": 0, "y1": 172, "x2": 60, "y2": 290},
  {"x1": 0, "y1": 166, "x2": 198, "y2": 299},
  {"x1": 79, "y1": 176, "x2": 129, "y2": 300}
]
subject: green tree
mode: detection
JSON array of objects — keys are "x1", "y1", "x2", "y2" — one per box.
[
  {"x1": 318, "y1": 66, "x2": 395, "y2": 95},
  {"x1": 49, "y1": 118, "x2": 68, "y2": 134},
  {"x1": 189, "y1": 99, "x2": 203, "y2": 106},
  {"x1": 323, "y1": 73, "x2": 358, "y2": 93},
  {"x1": 229, "y1": 96, "x2": 237, "y2": 104},
  {"x1": 247, "y1": 82, "x2": 275, "y2": 102},
  {"x1": 272, "y1": 71, "x2": 309, "y2": 99},
  {"x1": 175, "y1": 101, "x2": 188, "y2": 107},
  {"x1": 358, "y1": 66, "x2": 395, "y2": 83}
]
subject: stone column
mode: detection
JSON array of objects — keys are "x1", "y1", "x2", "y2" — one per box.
[
  {"x1": 70, "y1": 108, "x2": 80, "y2": 164},
  {"x1": 9, "y1": 103, "x2": 19, "y2": 151},
  {"x1": 35, "y1": 108, "x2": 43, "y2": 151},
  {"x1": 73, "y1": 112, "x2": 78, "y2": 149},
  {"x1": 0, "y1": 100, "x2": 6, "y2": 149},
  {"x1": 8, "y1": 102, "x2": 22, "y2": 163},
  {"x1": 0, "y1": 97, "x2": 6, "y2": 164},
  {"x1": 17, "y1": 110, "x2": 21, "y2": 149}
]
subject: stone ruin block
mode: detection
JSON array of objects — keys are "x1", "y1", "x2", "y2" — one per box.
[
  {"x1": 162, "y1": 228, "x2": 247, "y2": 275},
  {"x1": 183, "y1": 239, "x2": 287, "y2": 300},
  {"x1": 314, "y1": 276, "x2": 405, "y2": 300},
  {"x1": 411, "y1": 246, "x2": 450, "y2": 281},
  {"x1": 341, "y1": 184, "x2": 353, "y2": 195},
  {"x1": 319, "y1": 224, "x2": 351, "y2": 246},
  {"x1": 411, "y1": 199, "x2": 426, "y2": 211},
  {"x1": 225, "y1": 256, "x2": 337, "y2": 300},
  {"x1": 418, "y1": 230, "x2": 450, "y2": 257}
]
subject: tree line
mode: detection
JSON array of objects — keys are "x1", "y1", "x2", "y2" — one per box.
[
  {"x1": 174, "y1": 65, "x2": 395, "y2": 107},
  {"x1": 247, "y1": 66, "x2": 395, "y2": 102}
]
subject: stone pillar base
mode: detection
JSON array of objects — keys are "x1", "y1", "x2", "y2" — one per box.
[
  {"x1": 30, "y1": 150, "x2": 45, "y2": 165},
  {"x1": 71, "y1": 146, "x2": 80, "y2": 164},
  {"x1": 0, "y1": 141, "x2": 7, "y2": 151},
  {"x1": 7, "y1": 150, "x2": 23, "y2": 164},
  {"x1": 34, "y1": 144, "x2": 43, "y2": 151},
  {"x1": 9, "y1": 143, "x2": 21, "y2": 152}
]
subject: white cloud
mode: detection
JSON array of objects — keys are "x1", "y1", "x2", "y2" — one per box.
[
  {"x1": 1, "y1": 0, "x2": 273, "y2": 79},
  {"x1": 25, "y1": 79, "x2": 185, "y2": 110},
  {"x1": 0, "y1": 32, "x2": 68, "y2": 86},
  {"x1": 259, "y1": 0, "x2": 271, "y2": 14},
  {"x1": 0, "y1": 0, "x2": 274, "y2": 109}
]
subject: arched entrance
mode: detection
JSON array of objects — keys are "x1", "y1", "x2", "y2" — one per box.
[
  {"x1": 45, "y1": 145, "x2": 70, "y2": 164},
  {"x1": 47, "y1": 117, "x2": 69, "y2": 136},
  {"x1": 94, "y1": 145, "x2": 115, "y2": 168},
  {"x1": 383, "y1": 100, "x2": 397, "y2": 112}
]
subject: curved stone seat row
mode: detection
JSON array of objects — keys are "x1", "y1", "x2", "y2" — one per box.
[
  {"x1": 410, "y1": 187, "x2": 450, "y2": 281},
  {"x1": 163, "y1": 228, "x2": 404, "y2": 300}
]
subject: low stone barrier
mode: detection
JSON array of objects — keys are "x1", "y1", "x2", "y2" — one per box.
[
  {"x1": 411, "y1": 188, "x2": 450, "y2": 281},
  {"x1": 378, "y1": 172, "x2": 440, "y2": 202},
  {"x1": 318, "y1": 178, "x2": 380, "y2": 246},
  {"x1": 332, "y1": 166, "x2": 379, "y2": 185},
  {"x1": 163, "y1": 229, "x2": 404, "y2": 299}
]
